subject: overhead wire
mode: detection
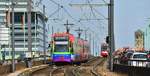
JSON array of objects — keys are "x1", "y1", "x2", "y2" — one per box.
[
  {"x1": 93, "y1": 8, "x2": 108, "y2": 20},
  {"x1": 78, "y1": 0, "x2": 107, "y2": 22},
  {"x1": 62, "y1": 8, "x2": 78, "y2": 22},
  {"x1": 48, "y1": 0, "x2": 62, "y2": 19},
  {"x1": 49, "y1": 0, "x2": 77, "y2": 32},
  {"x1": 87, "y1": 0, "x2": 97, "y2": 19},
  {"x1": 72, "y1": 0, "x2": 107, "y2": 36},
  {"x1": 87, "y1": 0, "x2": 108, "y2": 40},
  {"x1": 48, "y1": 0, "x2": 105, "y2": 49},
  {"x1": 48, "y1": 0, "x2": 84, "y2": 26},
  {"x1": 102, "y1": 0, "x2": 108, "y2": 4},
  {"x1": 79, "y1": 6, "x2": 89, "y2": 22},
  {"x1": 48, "y1": 6, "x2": 62, "y2": 18},
  {"x1": 47, "y1": 0, "x2": 107, "y2": 33},
  {"x1": 62, "y1": 6, "x2": 84, "y2": 26},
  {"x1": 48, "y1": 0, "x2": 61, "y2": 6},
  {"x1": 48, "y1": 0, "x2": 107, "y2": 20},
  {"x1": 86, "y1": 0, "x2": 106, "y2": 28},
  {"x1": 87, "y1": 0, "x2": 108, "y2": 20}
]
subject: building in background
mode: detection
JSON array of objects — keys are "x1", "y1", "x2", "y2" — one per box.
[
  {"x1": 0, "y1": 0, "x2": 48, "y2": 60},
  {"x1": 143, "y1": 24, "x2": 150, "y2": 50},
  {"x1": 134, "y1": 29, "x2": 144, "y2": 50},
  {"x1": 134, "y1": 24, "x2": 150, "y2": 51}
]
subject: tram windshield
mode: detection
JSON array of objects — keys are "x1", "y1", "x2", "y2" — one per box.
[{"x1": 54, "y1": 45, "x2": 68, "y2": 52}]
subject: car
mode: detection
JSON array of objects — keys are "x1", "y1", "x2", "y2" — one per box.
[
  {"x1": 146, "y1": 51, "x2": 150, "y2": 60},
  {"x1": 130, "y1": 52, "x2": 147, "y2": 60},
  {"x1": 128, "y1": 52, "x2": 149, "y2": 67},
  {"x1": 120, "y1": 51, "x2": 134, "y2": 64}
]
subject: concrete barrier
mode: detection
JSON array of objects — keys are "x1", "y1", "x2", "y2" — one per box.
[
  {"x1": 0, "y1": 60, "x2": 45, "y2": 75},
  {"x1": 16, "y1": 62, "x2": 26, "y2": 71},
  {"x1": 7, "y1": 65, "x2": 48, "y2": 76},
  {"x1": 0, "y1": 65, "x2": 11, "y2": 75},
  {"x1": 32, "y1": 61, "x2": 43, "y2": 66}
]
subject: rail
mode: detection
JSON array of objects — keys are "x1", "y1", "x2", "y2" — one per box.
[
  {"x1": 49, "y1": 66, "x2": 64, "y2": 76},
  {"x1": 91, "y1": 58, "x2": 105, "y2": 76},
  {"x1": 72, "y1": 57, "x2": 105, "y2": 76},
  {"x1": 72, "y1": 66, "x2": 80, "y2": 76},
  {"x1": 82, "y1": 57, "x2": 100, "y2": 66},
  {"x1": 71, "y1": 57, "x2": 100, "y2": 76},
  {"x1": 87, "y1": 56, "x2": 98, "y2": 63}
]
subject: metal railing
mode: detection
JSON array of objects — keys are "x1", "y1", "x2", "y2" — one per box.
[
  {"x1": 113, "y1": 58, "x2": 150, "y2": 68},
  {"x1": 128, "y1": 60, "x2": 150, "y2": 67}
]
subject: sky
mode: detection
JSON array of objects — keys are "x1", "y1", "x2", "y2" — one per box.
[
  {"x1": 115, "y1": 0, "x2": 150, "y2": 48},
  {"x1": 40, "y1": 0, "x2": 150, "y2": 52}
]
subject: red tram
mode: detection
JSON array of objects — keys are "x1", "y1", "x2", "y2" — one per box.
[
  {"x1": 51, "y1": 32, "x2": 90, "y2": 63},
  {"x1": 100, "y1": 43, "x2": 108, "y2": 57}
]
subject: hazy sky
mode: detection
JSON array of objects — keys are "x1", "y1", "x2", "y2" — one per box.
[
  {"x1": 115, "y1": 0, "x2": 150, "y2": 48},
  {"x1": 42, "y1": 0, "x2": 150, "y2": 50}
]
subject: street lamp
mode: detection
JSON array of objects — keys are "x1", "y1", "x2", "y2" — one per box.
[
  {"x1": 11, "y1": 0, "x2": 16, "y2": 72},
  {"x1": 108, "y1": 0, "x2": 115, "y2": 71}
]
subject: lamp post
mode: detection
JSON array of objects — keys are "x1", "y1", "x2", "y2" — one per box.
[
  {"x1": 43, "y1": 5, "x2": 46, "y2": 64},
  {"x1": 27, "y1": 0, "x2": 32, "y2": 59},
  {"x1": 108, "y1": 0, "x2": 115, "y2": 71},
  {"x1": 11, "y1": 0, "x2": 16, "y2": 72}
]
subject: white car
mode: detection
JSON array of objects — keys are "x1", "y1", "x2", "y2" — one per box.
[{"x1": 128, "y1": 52, "x2": 148, "y2": 67}]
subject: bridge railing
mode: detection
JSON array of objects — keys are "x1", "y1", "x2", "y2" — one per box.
[
  {"x1": 128, "y1": 60, "x2": 150, "y2": 67},
  {"x1": 113, "y1": 58, "x2": 150, "y2": 68}
]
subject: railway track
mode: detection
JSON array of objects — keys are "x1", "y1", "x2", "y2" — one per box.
[
  {"x1": 31, "y1": 64, "x2": 75, "y2": 76},
  {"x1": 49, "y1": 66, "x2": 65, "y2": 76},
  {"x1": 82, "y1": 57, "x2": 102, "y2": 66},
  {"x1": 64, "y1": 66, "x2": 77, "y2": 76},
  {"x1": 71, "y1": 66, "x2": 80, "y2": 76},
  {"x1": 91, "y1": 58, "x2": 106, "y2": 76},
  {"x1": 31, "y1": 66, "x2": 53, "y2": 76},
  {"x1": 49, "y1": 65, "x2": 79, "y2": 76},
  {"x1": 78, "y1": 57, "x2": 106, "y2": 76},
  {"x1": 31, "y1": 57, "x2": 106, "y2": 76}
]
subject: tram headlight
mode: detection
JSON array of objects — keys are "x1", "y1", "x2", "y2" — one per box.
[{"x1": 71, "y1": 54, "x2": 75, "y2": 60}]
